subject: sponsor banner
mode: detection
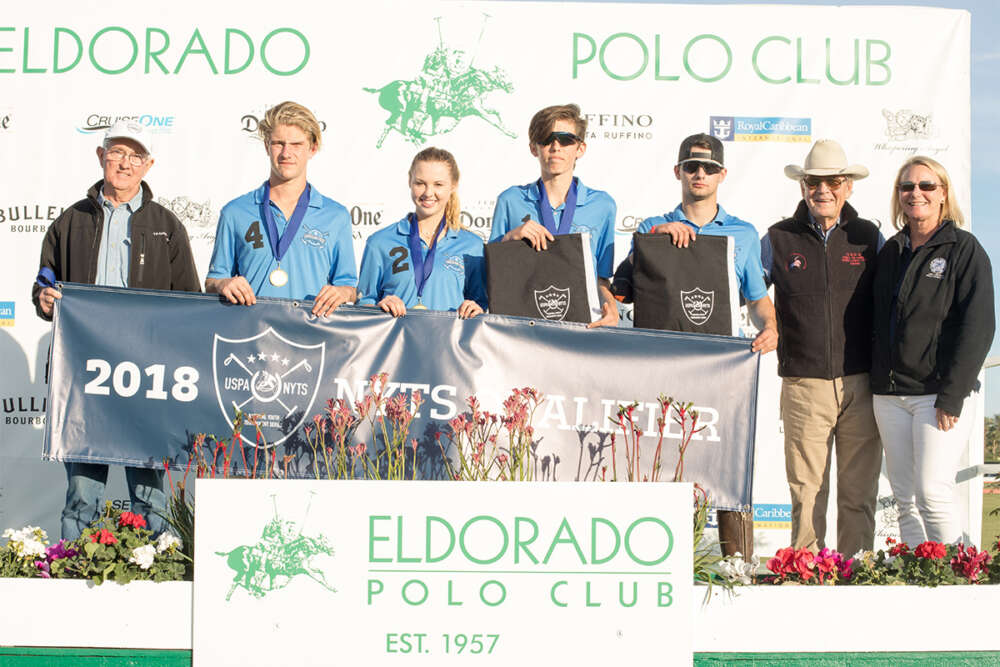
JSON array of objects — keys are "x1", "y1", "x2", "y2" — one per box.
[
  {"x1": 709, "y1": 116, "x2": 812, "y2": 143},
  {"x1": 45, "y1": 284, "x2": 759, "y2": 510},
  {"x1": 753, "y1": 503, "x2": 792, "y2": 529},
  {"x1": 193, "y1": 479, "x2": 693, "y2": 666},
  {"x1": 0, "y1": 301, "x2": 13, "y2": 327}
]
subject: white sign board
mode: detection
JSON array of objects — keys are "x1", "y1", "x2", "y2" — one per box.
[{"x1": 193, "y1": 479, "x2": 693, "y2": 665}]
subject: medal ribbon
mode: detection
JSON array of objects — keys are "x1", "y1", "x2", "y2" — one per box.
[
  {"x1": 536, "y1": 177, "x2": 578, "y2": 236},
  {"x1": 408, "y1": 214, "x2": 447, "y2": 301},
  {"x1": 261, "y1": 181, "x2": 311, "y2": 264}
]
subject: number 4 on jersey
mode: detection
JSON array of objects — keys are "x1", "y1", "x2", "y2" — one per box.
[{"x1": 245, "y1": 221, "x2": 265, "y2": 249}]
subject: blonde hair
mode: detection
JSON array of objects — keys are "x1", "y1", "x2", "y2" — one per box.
[
  {"x1": 258, "y1": 101, "x2": 322, "y2": 150},
  {"x1": 890, "y1": 155, "x2": 964, "y2": 230},
  {"x1": 409, "y1": 147, "x2": 461, "y2": 231}
]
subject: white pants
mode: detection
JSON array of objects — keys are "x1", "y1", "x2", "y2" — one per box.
[{"x1": 872, "y1": 393, "x2": 975, "y2": 545}]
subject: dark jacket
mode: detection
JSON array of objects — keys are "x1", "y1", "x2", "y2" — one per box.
[
  {"x1": 766, "y1": 201, "x2": 880, "y2": 379},
  {"x1": 870, "y1": 220, "x2": 994, "y2": 417},
  {"x1": 32, "y1": 180, "x2": 201, "y2": 320}
]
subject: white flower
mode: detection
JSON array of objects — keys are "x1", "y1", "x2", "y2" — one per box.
[
  {"x1": 3, "y1": 526, "x2": 48, "y2": 557},
  {"x1": 129, "y1": 544, "x2": 156, "y2": 570},
  {"x1": 155, "y1": 533, "x2": 182, "y2": 553},
  {"x1": 719, "y1": 552, "x2": 760, "y2": 585},
  {"x1": 21, "y1": 537, "x2": 46, "y2": 558}
]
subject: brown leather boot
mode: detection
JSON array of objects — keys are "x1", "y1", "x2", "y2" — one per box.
[{"x1": 717, "y1": 509, "x2": 754, "y2": 558}]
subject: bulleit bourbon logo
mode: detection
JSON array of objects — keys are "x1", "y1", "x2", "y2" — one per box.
[
  {"x1": 680, "y1": 288, "x2": 714, "y2": 326},
  {"x1": 213, "y1": 328, "x2": 325, "y2": 447},
  {"x1": 364, "y1": 14, "x2": 516, "y2": 148},
  {"x1": 534, "y1": 285, "x2": 571, "y2": 321},
  {"x1": 217, "y1": 494, "x2": 336, "y2": 601}
]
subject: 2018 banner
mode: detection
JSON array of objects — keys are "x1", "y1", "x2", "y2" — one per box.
[{"x1": 44, "y1": 284, "x2": 760, "y2": 510}]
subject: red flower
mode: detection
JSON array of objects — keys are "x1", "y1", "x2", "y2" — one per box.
[
  {"x1": 766, "y1": 547, "x2": 797, "y2": 577},
  {"x1": 89, "y1": 529, "x2": 118, "y2": 545},
  {"x1": 914, "y1": 541, "x2": 947, "y2": 560},
  {"x1": 117, "y1": 511, "x2": 147, "y2": 529},
  {"x1": 793, "y1": 548, "x2": 816, "y2": 581},
  {"x1": 889, "y1": 542, "x2": 910, "y2": 557}
]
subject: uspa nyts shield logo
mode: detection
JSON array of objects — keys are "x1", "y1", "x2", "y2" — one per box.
[
  {"x1": 534, "y1": 285, "x2": 571, "y2": 321},
  {"x1": 213, "y1": 328, "x2": 325, "y2": 447},
  {"x1": 680, "y1": 288, "x2": 714, "y2": 326}
]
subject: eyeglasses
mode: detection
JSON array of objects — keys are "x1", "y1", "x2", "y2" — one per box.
[
  {"x1": 540, "y1": 131, "x2": 581, "y2": 147},
  {"x1": 898, "y1": 181, "x2": 941, "y2": 193},
  {"x1": 803, "y1": 176, "x2": 847, "y2": 190},
  {"x1": 104, "y1": 148, "x2": 147, "y2": 167},
  {"x1": 680, "y1": 160, "x2": 722, "y2": 175}
]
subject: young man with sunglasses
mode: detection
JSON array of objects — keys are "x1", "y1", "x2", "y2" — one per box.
[
  {"x1": 620, "y1": 132, "x2": 777, "y2": 557},
  {"x1": 489, "y1": 104, "x2": 619, "y2": 328},
  {"x1": 761, "y1": 139, "x2": 884, "y2": 557}
]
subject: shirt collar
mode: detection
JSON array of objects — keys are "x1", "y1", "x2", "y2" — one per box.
[
  {"x1": 525, "y1": 177, "x2": 591, "y2": 207},
  {"x1": 396, "y1": 215, "x2": 458, "y2": 240},
  {"x1": 253, "y1": 181, "x2": 322, "y2": 209},
  {"x1": 98, "y1": 187, "x2": 143, "y2": 213},
  {"x1": 668, "y1": 203, "x2": 729, "y2": 228}
]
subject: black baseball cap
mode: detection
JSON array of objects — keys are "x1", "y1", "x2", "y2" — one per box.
[{"x1": 677, "y1": 133, "x2": 724, "y2": 167}]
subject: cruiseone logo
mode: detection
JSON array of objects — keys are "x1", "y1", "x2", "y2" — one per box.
[
  {"x1": 213, "y1": 328, "x2": 325, "y2": 448},
  {"x1": 1, "y1": 203, "x2": 65, "y2": 234},
  {"x1": 3, "y1": 394, "x2": 45, "y2": 426},
  {"x1": 680, "y1": 288, "x2": 714, "y2": 325},
  {"x1": 534, "y1": 285, "x2": 571, "y2": 321},
  {"x1": 583, "y1": 112, "x2": 654, "y2": 141},
  {"x1": 77, "y1": 113, "x2": 175, "y2": 134},
  {"x1": 1, "y1": 26, "x2": 310, "y2": 76},
  {"x1": 709, "y1": 116, "x2": 811, "y2": 143},
  {"x1": 0, "y1": 301, "x2": 13, "y2": 326},
  {"x1": 616, "y1": 214, "x2": 644, "y2": 236},
  {"x1": 348, "y1": 204, "x2": 385, "y2": 241},
  {"x1": 240, "y1": 108, "x2": 328, "y2": 141},
  {"x1": 217, "y1": 493, "x2": 336, "y2": 601},
  {"x1": 364, "y1": 14, "x2": 516, "y2": 148}
]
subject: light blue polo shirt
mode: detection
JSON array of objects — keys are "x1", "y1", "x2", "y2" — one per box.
[
  {"x1": 489, "y1": 178, "x2": 617, "y2": 279},
  {"x1": 636, "y1": 204, "x2": 768, "y2": 302},
  {"x1": 357, "y1": 216, "x2": 487, "y2": 311},
  {"x1": 207, "y1": 182, "x2": 357, "y2": 300}
]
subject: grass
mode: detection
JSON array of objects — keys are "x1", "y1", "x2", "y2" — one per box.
[{"x1": 982, "y1": 490, "x2": 1000, "y2": 551}]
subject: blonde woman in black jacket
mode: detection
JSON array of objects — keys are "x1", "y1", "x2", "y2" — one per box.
[{"x1": 871, "y1": 156, "x2": 994, "y2": 545}]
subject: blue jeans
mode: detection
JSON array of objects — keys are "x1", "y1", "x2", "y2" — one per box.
[{"x1": 61, "y1": 463, "x2": 167, "y2": 540}]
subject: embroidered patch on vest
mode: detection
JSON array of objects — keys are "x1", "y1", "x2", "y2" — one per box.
[
  {"x1": 926, "y1": 257, "x2": 946, "y2": 279},
  {"x1": 841, "y1": 251, "x2": 865, "y2": 266},
  {"x1": 787, "y1": 253, "x2": 807, "y2": 271}
]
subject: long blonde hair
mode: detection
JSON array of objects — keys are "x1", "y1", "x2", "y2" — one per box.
[
  {"x1": 890, "y1": 155, "x2": 964, "y2": 230},
  {"x1": 409, "y1": 147, "x2": 461, "y2": 231}
]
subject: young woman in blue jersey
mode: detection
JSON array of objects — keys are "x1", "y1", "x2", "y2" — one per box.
[{"x1": 357, "y1": 147, "x2": 487, "y2": 317}]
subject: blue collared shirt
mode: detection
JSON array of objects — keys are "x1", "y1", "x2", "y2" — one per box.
[
  {"x1": 357, "y1": 216, "x2": 487, "y2": 311},
  {"x1": 489, "y1": 178, "x2": 617, "y2": 279},
  {"x1": 636, "y1": 204, "x2": 768, "y2": 302},
  {"x1": 95, "y1": 189, "x2": 143, "y2": 288},
  {"x1": 207, "y1": 182, "x2": 357, "y2": 300}
]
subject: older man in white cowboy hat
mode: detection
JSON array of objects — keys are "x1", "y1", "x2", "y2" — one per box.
[{"x1": 760, "y1": 139, "x2": 884, "y2": 556}]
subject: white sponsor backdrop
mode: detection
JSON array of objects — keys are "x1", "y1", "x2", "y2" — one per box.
[{"x1": 0, "y1": 1, "x2": 978, "y2": 553}]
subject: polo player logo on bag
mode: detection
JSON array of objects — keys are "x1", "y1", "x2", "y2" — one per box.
[
  {"x1": 534, "y1": 285, "x2": 571, "y2": 321},
  {"x1": 213, "y1": 328, "x2": 325, "y2": 448},
  {"x1": 681, "y1": 288, "x2": 715, "y2": 326}
]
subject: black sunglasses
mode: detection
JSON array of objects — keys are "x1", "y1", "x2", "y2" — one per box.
[
  {"x1": 540, "y1": 131, "x2": 581, "y2": 147},
  {"x1": 898, "y1": 181, "x2": 941, "y2": 193},
  {"x1": 803, "y1": 176, "x2": 847, "y2": 189},
  {"x1": 680, "y1": 160, "x2": 722, "y2": 175}
]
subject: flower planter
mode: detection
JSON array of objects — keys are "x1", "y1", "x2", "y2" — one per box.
[
  {"x1": 694, "y1": 584, "x2": 1000, "y2": 653},
  {"x1": 0, "y1": 578, "x2": 192, "y2": 649}
]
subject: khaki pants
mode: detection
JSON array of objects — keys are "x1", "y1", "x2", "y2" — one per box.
[{"x1": 781, "y1": 373, "x2": 881, "y2": 555}]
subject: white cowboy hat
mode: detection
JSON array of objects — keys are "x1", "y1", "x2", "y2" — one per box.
[{"x1": 784, "y1": 139, "x2": 868, "y2": 180}]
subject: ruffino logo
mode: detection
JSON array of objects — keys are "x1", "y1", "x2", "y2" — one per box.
[{"x1": 0, "y1": 26, "x2": 309, "y2": 75}]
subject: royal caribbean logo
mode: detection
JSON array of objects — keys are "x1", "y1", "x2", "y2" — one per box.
[
  {"x1": 77, "y1": 113, "x2": 175, "y2": 134},
  {"x1": 534, "y1": 285, "x2": 571, "y2": 321},
  {"x1": 213, "y1": 328, "x2": 325, "y2": 447},
  {"x1": 364, "y1": 15, "x2": 516, "y2": 148},
  {"x1": 709, "y1": 116, "x2": 811, "y2": 143},
  {"x1": 0, "y1": 301, "x2": 13, "y2": 326},
  {"x1": 680, "y1": 288, "x2": 714, "y2": 325},
  {"x1": 217, "y1": 494, "x2": 336, "y2": 601},
  {"x1": 753, "y1": 504, "x2": 791, "y2": 529}
]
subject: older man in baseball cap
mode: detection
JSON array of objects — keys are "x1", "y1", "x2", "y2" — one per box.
[
  {"x1": 760, "y1": 139, "x2": 884, "y2": 556},
  {"x1": 32, "y1": 119, "x2": 200, "y2": 539}
]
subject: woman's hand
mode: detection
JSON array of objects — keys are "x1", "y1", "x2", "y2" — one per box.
[
  {"x1": 936, "y1": 408, "x2": 959, "y2": 432},
  {"x1": 377, "y1": 295, "x2": 407, "y2": 317},
  {"x1": 458, "y1": 300, "x2": 483, "y2": 319}
]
